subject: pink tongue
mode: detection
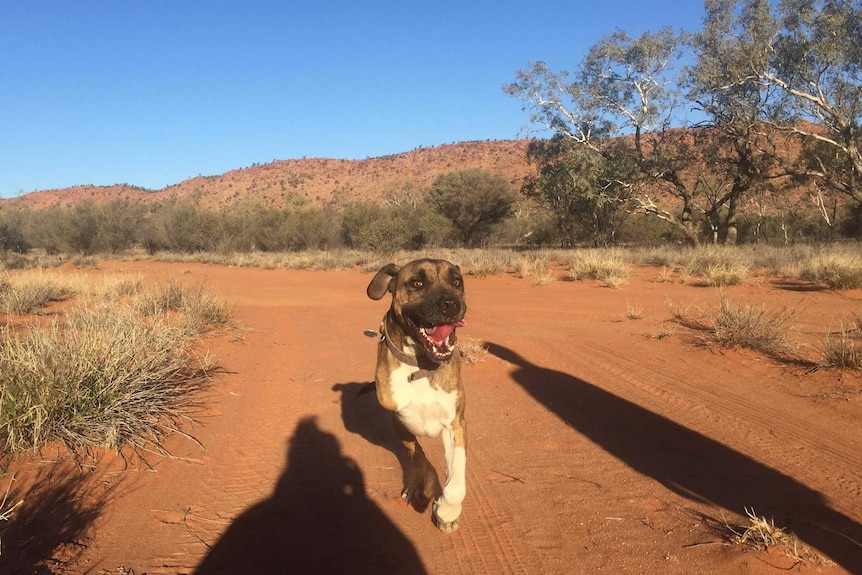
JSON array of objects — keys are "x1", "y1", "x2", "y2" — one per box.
[{"x1": 425, "y1": 322, "x2": 460, "y2": 345}]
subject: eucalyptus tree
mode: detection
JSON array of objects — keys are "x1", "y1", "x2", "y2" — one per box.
[
  {"x1": 686, "y1": 0, "x2": 788, "y2": 243},
  {"x1": 506, "y1": 28, "x2": 709, "y2": 244},
  {"x1": 522, "y1": 136, "x2": 635, "y2": 246},
  {"x1": 699, "y1": 0, "x2": 862, "y2": 205},
  {"x1": 776, "y1": 0, "x2": 862, "y2": 204}
]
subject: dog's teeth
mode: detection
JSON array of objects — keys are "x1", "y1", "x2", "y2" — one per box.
[{"x1": 425, "y1": 326, "x2": 437, "y2": 335}]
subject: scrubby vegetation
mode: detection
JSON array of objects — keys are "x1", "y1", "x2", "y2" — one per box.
[
  {"x1": 0, "y1": 271, "x2": 231, "y2": 464},
  {"x1": 822, "y1": 324, "x2": 862, "y2": 369},
  {"x1": 0, "y1": 3, "x2": 859, "y2": 469},
  {"x1": 667, "y1": 294, "x2": 796, "y2": 359},
  {"x1": 0, "y1": 176, "x2": 849, "y2": 266},
  {"x1": 566, "y1": 249, "x2": 630, "y2": 287}
]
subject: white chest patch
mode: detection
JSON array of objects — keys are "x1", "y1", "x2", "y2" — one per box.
[{"x1": 390, "y1": 363, "x2": 458, "y2": 438}]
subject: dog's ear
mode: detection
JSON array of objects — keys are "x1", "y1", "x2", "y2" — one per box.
[{"x1": 367, "y1": 263, "x2": 400, "y2": 300}]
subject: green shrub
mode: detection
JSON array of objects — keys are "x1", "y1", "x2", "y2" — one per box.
[{"x1": 426, "y1": 169, "x2": 518, "y2": 247}]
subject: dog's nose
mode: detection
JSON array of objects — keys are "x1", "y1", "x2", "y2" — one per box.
[{"x1": 440, "y1": 297, "x2": 461, "y2": 318}]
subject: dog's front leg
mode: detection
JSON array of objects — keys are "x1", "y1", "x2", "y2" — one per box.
[
  {"x1": 394, "y1": 416, "x2": 435, "y2": 507},
  {"x1": 434, "y1": 419, "x2": 466, "y2": 533}
]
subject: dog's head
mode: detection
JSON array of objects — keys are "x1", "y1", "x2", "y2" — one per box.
[{"x1": 367, "y1": 259, "x2": 466, "y2": 363}]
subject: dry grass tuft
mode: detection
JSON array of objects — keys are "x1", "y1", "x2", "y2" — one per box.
[
  {"x1": 0, "y1": 272, "x2": 76, "y2": 315},
  {"x1": 798, "y1": 250, "x2": 862, "y2": 289},
  {"x1": 458, "y1": 336, "x2": 489, "y2": 365},
  {"x1": 731, "y1": 509, "x2": 795, "y2": 550},
  {"x1": 0, "y1": 252, "x2": 67, "y2": 271},
  {"x1": 651, "y1": 323, "x2": 677, "y2": 339},
  {"x1": 728, "y1": 508, "x2": 833, "y2": 567},
  {"x1": 154, "y1": 249, "x2": 381, "y2": 272},
  {"x1": 682, "y1": 246, "x2": 752, "y2": 286},
  {"x1": 669, "y1": 295, "x2": 795, "y2": 358},
  {"x1": 0, "y1": 306, "x2": 214, "y2": 458},
  {"x1": 566, "y1": 249, "x2": 630, "y2": 288},
  {"x1": 822, "y1": 322, "x2": 862, "y2": 368},
  {"x1": 135, "y1": 279, "x2": 233, "y2": 335},
  {"x1": 455, "y1": 250, "x2": 516, "y2": 277},
  {"x1": 99, "y1": 273, "x2": 146, "y2": 300},
  {"x1": 626, "y1": 301, "x2": 645, "y2": 320},
  {"x1": 514, "y1": 253, "x2": 554, "y2": 285},
  {"x1": 634, "y1": 245, "x2": 753, "y2": 285},
  {"x1": 635, "y1": 246, "x2": 752, "y2": 285},
  {"x1": 0, "y1": 274, "x2": 232, "y2": 463},
  {"x1": 709, "y1": 296, "x2": 795, "y2": 355},
  {"x1": 0, "y1": 475, "x2": 22, "y2": 524},
  {"x1": 0, "y1": 474, "x2": 23, "y2": 554},
  {"x1": 666, "y1": 298, "x2": 695, "y2": 323},
  {"x1": 701, "y1": 262, "x2": 750, "y2": 286}
]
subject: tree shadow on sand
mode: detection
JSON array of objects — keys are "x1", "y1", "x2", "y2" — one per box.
[
  {"x1": 194, "y1": 416, "x2": 427, "y2": 575},
  {"x1": 485, "y1": 342, "x2": 862, "y2": 573}
]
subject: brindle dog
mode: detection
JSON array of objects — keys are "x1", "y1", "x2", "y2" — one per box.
[{"x1": 366, "y1": 258, "x2": 467, "y2": 533}]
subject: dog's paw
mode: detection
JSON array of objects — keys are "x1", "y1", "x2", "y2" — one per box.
[
  {"x1": 434, "y1": 515, "x2": 460, "y2": 533},
  {"x1": 432, "y1": 498, "x2": 461, "y2": 533},
  {"x1": 401, "y1": 486, "x2": 427, "y2": 505}
]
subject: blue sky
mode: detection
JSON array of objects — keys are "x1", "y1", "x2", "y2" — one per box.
[{"x1": 0, "y1": 1, "x2": 706, "y2": 197}]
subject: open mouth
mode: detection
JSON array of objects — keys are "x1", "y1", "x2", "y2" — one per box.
[{"x1": 411, "y1": 320, "x2": 465, "y2": 362}]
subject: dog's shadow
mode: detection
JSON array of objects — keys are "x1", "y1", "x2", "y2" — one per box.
[{"x1": 333, "y1": 382, "x2": 441, "y2": 513}]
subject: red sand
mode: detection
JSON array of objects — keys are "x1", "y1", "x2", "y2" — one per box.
[{"x1": 2, "y1": 260, "x2": 861, "y2": 574}]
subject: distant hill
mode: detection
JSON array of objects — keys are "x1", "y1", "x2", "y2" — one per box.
[
  {"x1": 3, "y1": 133, "x2": 842, "y2": 233},
  {"x1": 1, "y1": 140, "x2": 534, "y2": 211}
]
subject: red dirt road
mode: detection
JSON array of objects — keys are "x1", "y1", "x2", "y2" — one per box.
[{"x1": 2, "y1": 260, "x2": 862, "y2": 574}]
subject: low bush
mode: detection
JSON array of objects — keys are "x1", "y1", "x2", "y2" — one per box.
[
  {"x1": 514, "y1": 252, "x2": 554, "y2": 284},
  {"x1": 709, "y1": 296, "x2": 795, "y2": 355},
  {"x1": 679, "y1": 246, "x2": 753, "y2": 286},
  {"x1": 566, "y1": 249, "x2": 630, "y2": 287},
  {"x1": 0, "y1": 276, "x2": 231, "y2": 463},
  {"x1": 822, "y1": 323, "x2": 862, "y2": 368},
  {"x1": 798, "y1": 250, "x2": 862, "y2": 289},
  {"x1": 0, "y1": 273, "x2": 75, "y2": 315}
]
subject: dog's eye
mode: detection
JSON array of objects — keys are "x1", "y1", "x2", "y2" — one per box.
[
  {"x1": 411, "y1": 279, "x2": 424, "y2": 289},
  {"x1": 452, "y1": 277, "x2": 462, "y2": 288}
]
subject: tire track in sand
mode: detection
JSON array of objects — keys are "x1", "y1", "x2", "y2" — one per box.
[
  {"x1": 427, "y1": 445, "x2": 532, "y2": 575},
  {"x1": 524, "y1": 335, "x2": 862, "y2": 526},
  {"x1": 583, "y1": 339, "x2": 861, "y2": 498},
  {"x1": 141, "y1": 316, "x2": 311, "y2": 572}
]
